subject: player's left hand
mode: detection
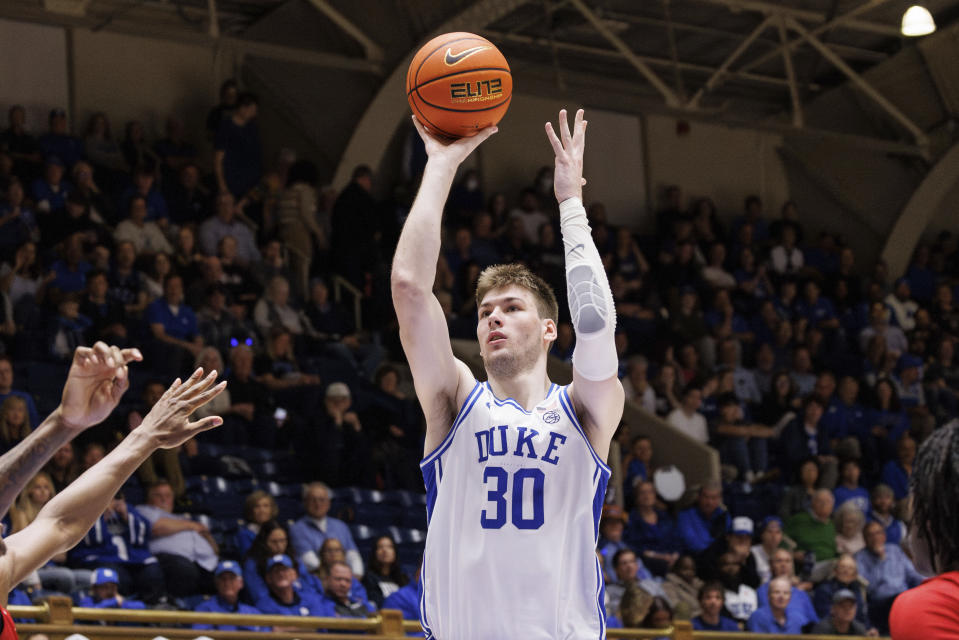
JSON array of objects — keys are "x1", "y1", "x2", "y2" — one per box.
[
  {"x1": 412, "y1": 115, "x2": 497, "y2": 168},
  {"x1": 58, "y1": 342, "x2": 143, "y2": 431},
  {"x1": 545, "y1": 108, "x2": 588, "y2": 203}
]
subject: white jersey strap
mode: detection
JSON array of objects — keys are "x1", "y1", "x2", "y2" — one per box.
[{"x1": 560, "y1": 197, "x2": 618, "y2": 381}]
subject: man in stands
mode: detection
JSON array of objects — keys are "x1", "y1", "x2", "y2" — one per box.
[
  {"x1": 856, "y1": 520, "x2": 923, "y2": 633},
  {"x1": 811, "y1": 589, "x2": 876, "y2": 636},
  {"x1": 289, "y1": 482, "x2": 362, "y2": 577},
  {"x1": 192, "y1": 560, "x2": 265, "y2": 632},
  {"x1": 667, "y1": 384, "x2": 708, "y2": 444},
  {"x1": 145, "y1": 274, "x2": 204, "y2": 377},
  {"x1": 787, "y1": 488, "x2": 837, "y2": 573},
  {"x1": 0, "y1": 354, "x2": 39, "y2": 428},
  {"x1": 747, "y1": 576, "x2": 804, "y2": 633},
  {"x1": 199, "y1": 191, "x2": 260, "y2": 264},
  {"x1": 254, "y1": 554, "x2": 333, "y2": 621},
  {"x1": 37, "y1": 108, "x2": 83, "y2": 168},
  {"x1": 326, "y1": 561, "x2": 374, "y2": 617},
  {"x1": 137, "y1": 479, "x2": 219, "y2": 598},
  {"x1": 214, "y1": 92, "x2": 262, "y2": 201},
  {"x1": 78, "y1": 567, "x2": 146, "y2": 610},
  {"x1": 113, "y1": 195, "x2": 172, "y2": 255},
  {"x1": 692, "y1": 581, "x2": 740, "y2": 631},
  {"x1": 677, "y1": 481, "x2": 730, "y2": 555}
]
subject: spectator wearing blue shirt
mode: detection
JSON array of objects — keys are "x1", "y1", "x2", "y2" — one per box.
[
  {"x1": 867, "y1": 484, "x2": 906, "y2": 545},
  {"x1": 255, "y1": 554, "x2": 335, "y2": 620},
  {"x1": 598, "y1": 505, "x2": 646, "y2": 581},
  {"x1": 69, "y1": 492, "x2": 165, "y2": 603},
  {"x1": 676, "y1": 481, "x2": 729, "y2": 555},
  {"x1": 193, "y1": 561, "x2": 265, "y2": 632},
  {"x1": 812, "y1": 554, "x2": 871, "y2": 628},
  {"x1": 78, "y1": 567, "x2": 147, "y2": 610},
  {"x1": 49, "y1": 234, "x2": 92, "y2": 295},
  {"x1": 692, "y1": 581, "x2": 741, "y2": 631},
  {"x1": 833, "y1": 459, "x2": 869, "y2": 514},
  {"x1": 145, "y1": 273, "x2": 203, "y2": 377},
  {"x1": 120, "y1": 167, "x2": 169, "y2": 223},
  {"x1": 855, "y1": 521, "x2": 923, "y2": 633},
  {"x1": 32, "y1": 155, "x2": 73, "y2": 216},
  {"x1": 382, "y1": 577, "x2": 424, "y2": 637},
  {"x1": 243, "y1": 519, "x2": 324, "y2": 605},
  {"x1": 755, "y1": 550, "x2": 819, "y2": 628},
  {"x1": 290, "y1": 482, "x2": 363, "y2": 577},
  {"x1": 821, "y1": 376, "x2": 868, "y2": 444},
  {"x1": 0, "y1": 355, "x2": 40, "y2": 429},
  {"x1": 37, "y1": 108, "x2": 84, "y2": 168},
  {"x1": 326, "y1": 561, "x2": 375, "y2": 617},
  {"x1": 625, "y1": 480, "x2": 679, "y2": 576},
  {"x1": 747, "y1": 577, "x2": 805, "y2": 633},
  {"x1": 796, "y1": 280, "x2": 840, "y2": 332},
  {"x1": 198, "y1": 191, "x2": 261, "y2": 265},
  {"x1": 880, "y1": 434, "x2": 915, "y2": 501},
  {"x1": 234, "y1": 490, "x2": 278, "y2": 558}
]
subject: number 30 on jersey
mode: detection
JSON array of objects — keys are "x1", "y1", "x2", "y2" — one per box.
[{"x1": 480, "y1": 466, "x2": 545, "y2": 530}]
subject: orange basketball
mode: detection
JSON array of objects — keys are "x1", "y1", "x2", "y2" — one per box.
[{"x1": 407, "y1": 32, "x2": 512, "y2": 139}]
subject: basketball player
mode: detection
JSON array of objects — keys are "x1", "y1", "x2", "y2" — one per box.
[
  {"x1": 392, "y1": 108, "x2": 624, "y2": 638},
  {"x1": 0, "y1": 343, "x2": 225, "y2": 637}
]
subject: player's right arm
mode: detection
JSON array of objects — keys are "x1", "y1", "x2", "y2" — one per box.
[{"x1": 391, "y1": 117, "x2": 496, "y2": 455}]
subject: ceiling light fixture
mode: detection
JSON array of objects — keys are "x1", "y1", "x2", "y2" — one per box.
[{"x1": 901, "y1": 5, "x2": 936, "y2": 36}]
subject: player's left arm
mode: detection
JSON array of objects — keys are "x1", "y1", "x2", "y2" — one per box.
[{"x1": 545, "y1": 108, "x2": 624, "y2": 462}]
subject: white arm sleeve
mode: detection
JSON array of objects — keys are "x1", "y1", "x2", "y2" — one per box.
[{"x1": 560, "y1": 197, "x2": 619, "y2": 381}]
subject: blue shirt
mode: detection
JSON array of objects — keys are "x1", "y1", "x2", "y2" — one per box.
[
  {"x1": 880, "y1": 461, "x2": 911, "y2": 500},
  {"x1": 796, "y1": 297, "x2": 837, "y2": 326},
  {"x1": 50, "y1": 259, "x2": 91, "y2": 293},
  {"x1": 38, "y1": 133, "x2": 84, "y2": 167},
  {"x1": 289, "y1": 516, "x2": 359, "y2": 570},
  {"x1": 383, "y1": 580, "x2": 422, "y2": 620},
  {"x1": 833, "y1": 486, "x2": 870, "y2": 513},
  {"x1": 625, "y1": 509, "x2": 679, "y2": 555},
  {"x1": 821, "y1": 401, "x2": 868, "y2": 441},
  {"x1": 747, "y1": 606, "x2": 805, "y2": 633},
  {"x1": 756, "y1": 583, "x2": 819, "y2": 627},
  {"x1": 855, "y1": 544, "x2": 923, "y2": 602},
  {"x1": 135, "y1": 504, "x2": 218, "y2": 571},
  {"x1": 120, "y1": 186, "x2": 169, "y2": 222},
  {"x1": 676, "y1": 506, "x2": 730, "y2": 554},
  {"x1": 70, "y1": 506, "x2": 155, "y2": 566},
  {"x1": 145, "y1": 298, "x2": 198, "y2": 341},
  {"x1": 78, "y1": 595, "x2": 146, "y2": 610},
  {"x1": 869, "y1": 512, "x2": 907, "y2": 546},
  {"x1": 255, "y1": 590, "x2": 335, "y2": 619},
  {"x1": 693, "y1": 615, "x2": 740, "y2": 631},
  {"x1": 193, "y1": 596, "x2": 265, "y2": 631}
]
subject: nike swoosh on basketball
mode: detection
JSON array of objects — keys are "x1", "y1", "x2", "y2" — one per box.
[{"x1": 444, "y1": 46, "x2": 490, "y2": 66}]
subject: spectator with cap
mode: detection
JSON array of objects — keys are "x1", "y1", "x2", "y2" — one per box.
[
  {"x1": 746, "y1": 576, "x2": 804, "y2": 633},
  {"x1": 691, "y1": 581, "x2": 740, "y2": 631},
  {"x1": 254, "y1": 554, "x2": 334, "y2": 623},
  {"x1": 700, "y1": 516, "x2": 760, "y2": 587},
  {"x1": 78, "y1": 567, "x2": 147, "y2": 610},
  {"x1": 325, "y1": 561, "x2": 374, "y2": 617},
  {"x1": 192, "y1": 560, "x2": 265, "y2": 632},
  {"x1": 811, "y1": 589, "x2": 877, "y2": 636},
  {"x1": 676, "y1": 480, "x2": 729, "y2": 555},
  {"x1": 867, "y1": 484, "x2": 906, "y2": 545},
  {"x1": 289, "y1": 482, "x2": 363, "y2": 577},
  {"x1": 856, "y1": 520, "x2": 923, "y2": 633},
  {"x1": 243, "y1": 519, "x2": 324, "y2": 605},
  {"x1": 38, "y1": 108, "x2": 83, "y2": 168},
  {"x1": 813, "y1": 553, "x2": 871, "y2": 629},
  {"x1": 750, "y1": 516, "x2": 786, "y2": 584}
]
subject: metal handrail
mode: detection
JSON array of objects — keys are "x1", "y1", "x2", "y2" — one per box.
[{"x1": 332, "y1": 273, "x2": 363, "y2": 331}]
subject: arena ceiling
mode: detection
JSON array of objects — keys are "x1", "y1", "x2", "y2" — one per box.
[{"x1": 4, "y1": 0, "x2": 959, "y2": 146}]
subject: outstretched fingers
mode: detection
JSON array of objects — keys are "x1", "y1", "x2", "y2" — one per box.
[
  {"x1": 544, "y1": 121, "x2": 564, "y2": 157},
  {"x1": 187, "y1": 415, "x2": 224, "y2": 436}
]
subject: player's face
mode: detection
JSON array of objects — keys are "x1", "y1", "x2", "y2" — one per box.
[{"x1": 477, "y1": 285, "x2": 554, "y2": 379}]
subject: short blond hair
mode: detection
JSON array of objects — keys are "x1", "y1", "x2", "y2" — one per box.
[{"x1": 474, "y1": 263, "x2": 559, "y2": 323}]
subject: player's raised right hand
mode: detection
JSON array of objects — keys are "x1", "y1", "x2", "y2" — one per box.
[{"x1": 412, "y1": 115, "x2": 496, "y2": 168}]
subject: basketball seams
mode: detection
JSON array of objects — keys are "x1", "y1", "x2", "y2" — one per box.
[
  {"x1": 410, "y1": 94, "x2": 459, "y2": 139},
  {"x1": 413, "y1": 35, "x2": 492, "y2": 91},
  {"x1": 416, "y1": 93, "x2": 512, "y2": 115}
]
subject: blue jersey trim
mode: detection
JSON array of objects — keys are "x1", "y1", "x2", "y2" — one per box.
[
  {"x1": 483, "y1": 381, "x2": 558, "y2": 414},
  {"x1": 559, "y1": 387, "x2": 612, "y2": 474},
  {"x1": 419, "y1": 560, "x2": 434, "y2": 639},
  {"x1": 594, "y1": 553, "x2": 607, "y2": 639},
  {"x1": 421, "y1": 380, "x2": 483, "y2": 467}
]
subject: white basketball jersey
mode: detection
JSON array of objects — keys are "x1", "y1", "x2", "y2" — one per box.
[{"x1": 420, "y1": 381, "x2": 610, "y2": 640}]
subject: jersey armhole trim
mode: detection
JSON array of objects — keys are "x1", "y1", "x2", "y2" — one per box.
[
  {"x1": 559, "y1": 386, "x2": 612, "y2": 474},
  {"x1": 421, "y1": 380, "x2": 482, "y2": 467}
]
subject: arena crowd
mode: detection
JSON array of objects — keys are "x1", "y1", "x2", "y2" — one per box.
[{"x1": 0, "y1": 77, "x2": 957, "y2": 636}]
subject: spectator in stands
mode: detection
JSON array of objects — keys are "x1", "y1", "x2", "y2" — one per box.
[
  {"x1": 786, "y1": 489, "x2": 837, "y2": 569},
  {"x1": 165, "y1": 164, "x2": 210, "y2": 226},
  {"x1": 48, "y1": 233, "x2": 91, "y2": 299},
  {"x1": 206, "y1": 79, "x2": 238, "y2": 138},
  {"x1": 717, "y1": 550, "x2": 758, "y2": 623},
  {"x1": 886, "y1": 278, "x2": 918, "y2": 331},
  {"x1": 822, "y1": 377, "x2": 867, "y2": 453},
  {"x1": 622, "y1": 356, "x2": 656, "y2": 413},
  {"x1": 859, "y1": 301, "x2": 907, "y2": 355},
  {"x1": 750, "y1": 516, "x2": 785, "y2": 584},
  {"x1": 192, "y1": 560, "x2": 264, "y2": 632},
  {"x1": 253, "y1": 275, "x2": 307, "y2": 337},
  {"x1": 0, "y1": 179, "x2": 37, "y2": 256},
  {"x1": 661, "y1": 554, "x2": 702, "y2": 620},
  {"x1": 79, "y1": 269, "x2": 127, "y2": 345},
  {"x1": 701, "y1": 517, "x2": 761, "y2": 589},
  {"x1": 290, "y1": 482, "x2": 362, "y2": 576},
  {"x1": 82, "y1": 112, "x2": 126, "y2": 176},
  {"x1": 120, "y1": 120, "x2": 158, "y2": 172},
  {"x1": 137, "y1": 479, "x2": 219, "y2": 598},
  {"x1": 811, "y1": 589, "x2": 876, "y2": 636},
  {"x1": 234, "y1": 490, "x2": 279, "y2": 557},
  {"x1": 756, "y1": 549, "x2": 817, "y2": 626},
  {"x1": 746, "y1": 576, "x2": 803, "y2": 633},
  {"x1": 598, "y1": 505, "x2": 634, "y2": 580},
  {"x1": 153, "y1": 117, "x2": 197, "y2": 182},
  {"x1": 779, "y1": 397, "x2": 836, "y2": 487},
  {"x1": 243, "y1": 519, "x2": 323, "y2": 604},
  {"x1": 769, "y1": 223, "x2": 803, "y2": 278},
  {"x1": 277, "y1": 160, "x2": 325, "y2": 301},
  {"x1": 361, "y1": 536, "x2": 408, "y2": 610},
  {"x1": 115, "y1": 196, "x2": 173, "y2": 255},
  {"x1": 145, "y1": 274, "x2": 203, "y2": 377},
  {"x1": 677, "y1": 481, "x2": 729, "y2": 555},
  {"x1": 0, "y1": 394, "x2": 30, "y2": 453},
  {"x1": 652, "y1": 363, "x2": 681, "y2": 417},
  {"x1": 32, "y1": 155, "x2": 72, "y2": 218},
  {"x1": 142, "y1": 252, "x2": 173, "y2": 302},
  {"x1": 68, "y1": 491, "x2": 164, "y2": 603},
  {"x1": 331, "y1": 164, "x2": 381, "y2": 289},
  {"x1": 622, "y1": 435, "x2": 654, "y2": 502},
  {"x1": 70, "y1": 161, "x2": 114, "y2": 225},
  {"x1": 931, "y1": 282, "x2": 959, "y2": 337},
  {"x1": 866, "y1": 379, "x2": 910, "y2": 464},
  {"x1": 38, "y1": 108, "x2": 83, "y2": 168},
  {"x1": 0, "y1": 355, "x2": 39, "y2": 428},
  {"x1": 199, "y1": 192, "x2": 260, "y2": 264},
  {"x1": 81, "y1": 442, "x2": 105, "y2": 471},
  {"x1": 692, "y1": 581, "x2": 740, "y2": 631},
  {"x1": 667, "y1": 384, "x2": 708, "y2": 444},
  {"x1": 625, "y1": 480, "x2": 679, "y2": 576},
  {"x1": 606, "y1": 548, "x2": 666, "y2": 615},
  {"x1": 303, "y1": 382, "x2": 372, "y2": 488},
  {"x1": 714, "y1": 392, "x2": 772, "y2": 484},
  {"x1": 305, "y1": 278, "x2": 386, "y2": 380},
  {"x1": 834, "y1": 502, "x2": 866, "y2": 556},
  {"x1": 880, "y1": 433, "x2": 916, "y2": 502},
  {"x1": 109, "y1": 241, "x2": 148, "y2": 318},
  {"x1": 172, "y1": 226, "x2": 204, "y2": 284},
  {"x1": 122, "y1": 167, "x2": 169, "y2": 223},
  {"x1": 833, "y1": 458, "x2": 869, "y2": 513},
  {"x1": 856, "y1": 520, "x2": 923, "y2": 633},
  {"x1": 326, "y1": 561, "x2": 374, "y2": 617},
  {"x1": 813, "y1": 553, "x2": 870, "y2": 629},
  {"x1": 78, "y1": 567, "x2": 146, "y2": 610},
  {"x1": 43, "y1": 442, "x2": 80, "y2": 493},
  {"x1": 867, "y1": 484, "x2": 906, "y2": 545},
  {"x1": 214, "y1": 92, "x2": 262, "y2": 200},
  {"x1": 47, "y1": 293, "x2": 92, "y2": 361},
  {"x1": 224, "y1": 345, "x2": 276, "y2": 449},
  {"x1": 362, "y1": 364, "x2": 421, "y2": 491},
  {"x1": 1, "y1": 105, "x2": 41, "y2": 172},
  {"x1": 254, "y1": 554, "x2": 333, "y2": 623}
]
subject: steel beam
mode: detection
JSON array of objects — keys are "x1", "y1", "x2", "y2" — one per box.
[
  {"x1": 567, "y1": 0, "x2": 680, "y2": 106},
  {"x1": 777, "y1": 14, "x2": 802, "y2": 127},
  {"x1": 695, "y1": 0, "x2": 900, "y2": 36},
  {"x1": 687, "y1": 15, "x2": 773, "y2": 108},
  {"x1": 304, "y1": 0, "x2": 384, "y2": 63},
  {"x1": 785, "y1": 16, "x2": 928, "y2": 147}
]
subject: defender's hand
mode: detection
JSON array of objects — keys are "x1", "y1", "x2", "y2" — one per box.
[
  {"x1": 59, "y1": 343, "x2": 143, "y2": 431},
  {"x1": 544, "y1": 108, "x2": 588, "y2": 203},
  {"x1": 137, "y1": 368, "x2": 226, "y2": 449},
  {"x1": 412, "y1": 116, "x2": 497, "y2": 168}
]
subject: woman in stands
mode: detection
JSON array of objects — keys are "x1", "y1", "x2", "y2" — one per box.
[
  {"x1": 0, "y1": 395, "x2": 30, "y2": 454},
  {"x1": 243, "y1": 519, "x2": 322, "y2": 603},
  {"x1": 361, "y1": 535, "x2": 409, "y2": 609},
  {"x1": 889, "y1": 421, "x2": 959, "y2": 638},
  {"x1": 779, "y1": 457, "x2": 820, "y2": 521},
  {"x1": 234, "y1": 490, "x2": 278, "y2": 557}
]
